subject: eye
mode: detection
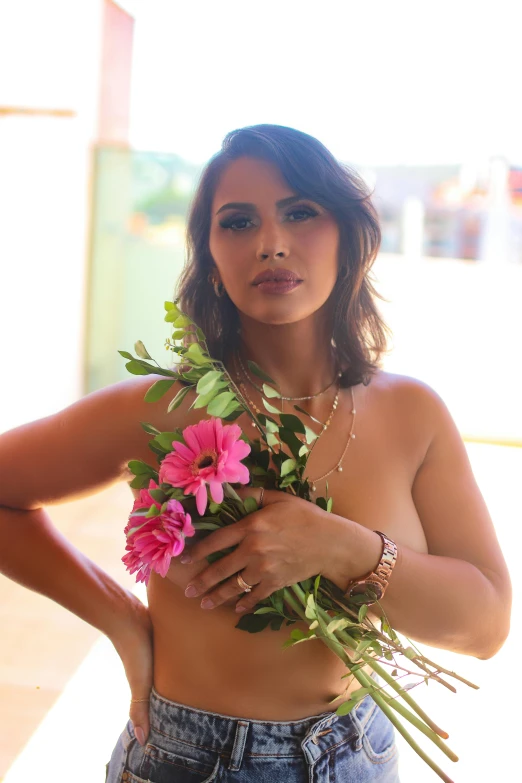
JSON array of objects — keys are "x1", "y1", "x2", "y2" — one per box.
[
  {"x1": 285, "y1": 205, "x2": 319, "y2": 222},
  {"x1": 218, "y1": 214, "x2": 256, "y2": 231},
  {"x1": 219, "y1": 204, "x2": 319, "y2": 232}
]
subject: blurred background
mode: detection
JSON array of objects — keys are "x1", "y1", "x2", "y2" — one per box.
[{"x1": 0, "y1": 0, "x2": 520, "y2": 780}]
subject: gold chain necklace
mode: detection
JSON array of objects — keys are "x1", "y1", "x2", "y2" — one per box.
[
  {"x1": 307, "y1": 386, "x2": 356, "y2": 492},
  {"x1": 237, "y1": 352, "x2": 341, "y2": 401},
  {"x1": 232, "y1": 356, "x2": 356, "y2": 495}
]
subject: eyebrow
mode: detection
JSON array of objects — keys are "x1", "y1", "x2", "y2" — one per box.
[{"x1": 215, "y1": 194, "x2": 307, "y2": 216}]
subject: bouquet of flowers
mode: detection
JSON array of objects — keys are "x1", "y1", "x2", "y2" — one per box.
[{"x1": 120, "y1": 301, "x2": 478, "y2": 783}]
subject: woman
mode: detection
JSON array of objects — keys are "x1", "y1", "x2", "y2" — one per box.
[{"x1": 0, "y1": 125, "x2": 511, "y2": 782}]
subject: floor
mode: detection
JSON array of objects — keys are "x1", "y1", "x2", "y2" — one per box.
[{"x1": 0, "y1": 444, "x2": 520, "y2": 782}]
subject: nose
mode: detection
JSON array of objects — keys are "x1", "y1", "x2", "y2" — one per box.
[{"x1": 255, "y1": 221, "x2": 289, "y2": 262}]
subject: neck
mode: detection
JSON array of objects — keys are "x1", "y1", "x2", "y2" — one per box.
[{"x1": 233, "y1": 313, "x2": 337, "y2": 398}]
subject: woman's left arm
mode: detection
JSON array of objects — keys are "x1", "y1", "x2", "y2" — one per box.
[{"x1": 323, "y1": 382, "x2": 512, "y2": 660}]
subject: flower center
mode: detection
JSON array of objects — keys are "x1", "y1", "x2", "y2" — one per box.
[{"x1": 193, "y1": 449, "x2": 218, "y2": 474}]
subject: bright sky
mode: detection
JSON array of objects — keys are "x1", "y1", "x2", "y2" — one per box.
[{"x1": 129, "y1": 0, "x2": 521, "y2": 166}]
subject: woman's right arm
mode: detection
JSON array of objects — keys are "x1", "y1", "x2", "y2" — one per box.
[{"x1": 0, "y1": 377, "x2": 179, "y2": 707}]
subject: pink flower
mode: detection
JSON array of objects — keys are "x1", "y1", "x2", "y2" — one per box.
[
  {"x1": 123, "y1": 479, "x2": 161, "y2": 537},
  {"x1": 122, "y1": 498, "x2": 195, "y2": 585},
  {"x1": 159, "y1": 418, "x2": 250, "y2": 515}
]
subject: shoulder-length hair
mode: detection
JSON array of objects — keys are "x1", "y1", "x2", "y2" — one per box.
[{"x1": 176, "y1": 124, "x2": 390, "y2": 387}]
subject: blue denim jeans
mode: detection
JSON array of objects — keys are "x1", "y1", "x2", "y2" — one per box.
[{"x1": 106, "y1": 685, "x2": 399, "y2": 782}]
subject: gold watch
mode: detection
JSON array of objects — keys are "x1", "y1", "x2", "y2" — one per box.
[{"x1": 345, "y1": 531, "x2": 398, "y2": 605}]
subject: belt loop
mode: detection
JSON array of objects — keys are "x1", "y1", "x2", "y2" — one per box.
[{"x1": 228, "y1": 720, "x2": 250, "y2": 771}]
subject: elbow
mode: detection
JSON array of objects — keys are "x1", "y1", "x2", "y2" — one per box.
[
  {"x1": 474, "y1": 570, "x2": 512, "y2": 660},
  {"x1": 475, "y1": 622, "x2": 511, "y2": 660}
]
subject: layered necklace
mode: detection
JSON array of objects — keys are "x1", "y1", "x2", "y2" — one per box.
[{"x1": 234, "y1": 355, "x2": 356, "y2": 493}]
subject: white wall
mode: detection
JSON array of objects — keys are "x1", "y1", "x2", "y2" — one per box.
[{"x1": 0, "y1": 0, "x2": 105, "y2": 432}]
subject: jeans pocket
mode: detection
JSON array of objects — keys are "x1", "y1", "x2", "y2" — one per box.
[
  {"x1": 361, "y1": 705, "x2": 397, "y2": 765},
  {"x1": 138, "y1": 738, "x2": 222, "y2": 783}
]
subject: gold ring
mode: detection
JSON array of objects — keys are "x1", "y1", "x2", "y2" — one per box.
[
  {"x1": 236, "y1": 571, "x2": 253, "y2": 592},
  {"x1": 259, "y1": 487, "x2": 265, "y2": 509},
  {"x1": 130, "y1": 698, "x2": 150, "y2": 703}
]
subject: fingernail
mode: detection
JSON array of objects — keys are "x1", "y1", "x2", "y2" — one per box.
[
  {"x1": 236, "y1": 605, "x2": 246, "y2": 613},
  {"x1": 180, "y1": 555, "x2": 192, "y2": 564},
  {"x1": 201, "y1": 598, "x2": 214, "y2": 609},
  {"x1": 135, "y1": 726, "x2": 146, "y2": 746},
  {"x1": 185, "y1": 585, "x2": 197, "y2": 597}
]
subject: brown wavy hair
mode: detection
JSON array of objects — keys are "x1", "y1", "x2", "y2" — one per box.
[{"x1": 176, "y1": 124, "x2": 390, "y2": 387}]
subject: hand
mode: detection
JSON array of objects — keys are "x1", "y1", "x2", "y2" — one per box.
[
  {"x1": 111, "y1": 595, "x2": 154, "y2": 746},
  {"x1": 181, "y1": 489, "x2": 334, "y2": 614}
]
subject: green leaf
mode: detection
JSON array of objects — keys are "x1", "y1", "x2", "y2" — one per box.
[
  {"x1": 165, "y1": 309, "x2": 182, "y2": 323},
  {"x1": 192, "y1": 521, "x2": 221, "y2": 531},
  {"x1": 298, "y1": 444, "x2": 309, "y2": 457},
  {"x1": 263, "y1": 399, "x2": 281, "y2": 415},
  {"x1": 164, "y1": 301, "x2": 177, "y2": 311},
  {"x1": 125, "y1": 360, "x2": 150, "y2": 376},
  {"x1": 148, "y1": 489, "x2": 166, "y2": 503},
  {"x1": 140, "y1": 421, "x2": 161, "y2": 436},
  {"x1": 223, "y1": 483, "x2": 241, "y2": 501},
  {"x1": 243, "y1": 496, "x2": 258, "y2": 514},
  {"x1": 134, "y1": 340, "x2": 152, "y2": 360},
  {"x1": 272, "y1": 589, "x2": 284, "y2": 614},
  {"x1": 327, "y1": 498, "x2": 333, "y2": 513},
  {"x1": 279, "y1": 428, "x2": 304, "y2": 460},
  {"x1": 154, "y1": 431, "x2": 184, "y2": 451},
  {"x1": 278, "y1": 414, "x2": 306, "y2": 434},
  {"x1": 404, "y1": 646, "x2": 416, "y2": 660},
  {"x1": 167, "y1": 384, "x2": 193, "y2": 412},
  {"x1": 315, "y1": 497, "x2": 327, "y2": 511},
  {"x1": 266, "y1": 433, "x2": 279, "y2": 447},
  {"x1": 144, "y1": 379, "x2": 176, "y2": 403},
  {"x1": 264, "y1": 419, "x2": 279, "y2": 433},
  {"x1": 280, "y1": 458, "x2": 296, "y2": 477},
  {"x1": 336, "y1": 699, "x2": 358, "y2": 716},
  {"x1": 220, "y1": 400, "x2": 242, "y2": 418},
  {"x1": 262, "y1": 384, "x2": 281, "y2": 399},
  {"x1": 327, "y1": 617, "x2": 355, "y2": 634},
  {"x1": 247, "y1": 360, "x2": 275, "y2": 385},
  {"x1": 235, "y1": 613, "x2": 273, "y2": 633},
  {"x1": 313, "y1": 574, "x2": 321, "y2": 596},
  {"x1": 305, "y1": 593, "x2": 317, "y2": 620},
  {"x1": 118, "y1": 350, "x2": 134, "y2": 360},
  {"x1": 304, "y1": 425, "x2": 318, "y2": 444},
  {"x1": 196, "y1": 370, "x2": 223, "y2": 396},
  {"x1": 254, "y1": 607, "x2": 277, "y2": 615},
  {"x1": 270, "y1": 616, "x2": 285, "y2": 631},
  {"x1": 192, "y1": 382, "x2": 228, "y2": 409},
  {"x1": 171, "y1": 330, "x2": 187, "y2": 340},
  {"x1": 207, "y1": 391, "x2": 236, "y2": 417},
  {"x1": 128, "y1": 459, "x2": 155, "y2": 476},
  {"x1": 358, "y1": 604, "x2": 369, "y2": 622},
  {"x1": 173, "y1": 314, "x2": 192, "y2": 328},
  {"x1": 185, "y1": 342, "x2": 208, "y2": 365}
]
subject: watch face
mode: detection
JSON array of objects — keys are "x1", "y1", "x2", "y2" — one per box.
[{"x1": 349, "y1": 580, "x2": 384, "y2": 604}]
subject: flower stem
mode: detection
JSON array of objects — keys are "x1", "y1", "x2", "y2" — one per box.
[{"x1": 285, "y1": 584, "x2": 458, "y2": 779}]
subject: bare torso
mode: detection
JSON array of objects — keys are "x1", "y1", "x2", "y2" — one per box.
[{"x1": 131, "y1": 370, "x2": 429, "y2": 720}]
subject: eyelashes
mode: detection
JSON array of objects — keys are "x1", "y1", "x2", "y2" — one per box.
[{"x1": 218, "y1": 205, "x2": 319, "y2": 232}]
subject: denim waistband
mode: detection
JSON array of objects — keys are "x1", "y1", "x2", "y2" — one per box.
[{"x1": 147, "y1": 685, "x2": 379, "y2": 770}]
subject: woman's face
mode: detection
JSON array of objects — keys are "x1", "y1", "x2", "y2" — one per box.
[{"x1": 208, "y1": 156, "x2": 340, "y2": 327}]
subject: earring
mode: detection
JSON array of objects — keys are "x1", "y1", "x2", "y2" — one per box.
[{"x1": 209, "y1": 273, "x2": 225, "y2": 298}]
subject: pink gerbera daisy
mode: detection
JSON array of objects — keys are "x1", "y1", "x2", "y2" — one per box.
[
  {"x1": 122, "y1": 497, "x2": 194, "y2": 585},
  {"x1": 158, "y1": 418, "x2": 250, "y2": 515}
]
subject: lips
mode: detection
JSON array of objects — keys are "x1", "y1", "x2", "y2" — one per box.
[{"x1": 252, "y1": 268, "x2": 302, "y2": 285}]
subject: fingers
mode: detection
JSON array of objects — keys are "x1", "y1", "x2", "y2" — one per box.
[
  {"x1": 181, "y1": 516, "x2": 248, "y2": 565},
  {"x1": 129, "y1": 697, "x2": 150, "y2": 746},
  {"x1": 184, "y1": 548, "x2": 256, "y2": 608}
]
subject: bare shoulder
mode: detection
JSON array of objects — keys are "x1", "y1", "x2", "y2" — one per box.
[
  {"x1": 366, "y1": 369, "x2": 457, "y2": 468},
  {"x1": 0, "y1": 375, "x2": 187, "y2": 510}
]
